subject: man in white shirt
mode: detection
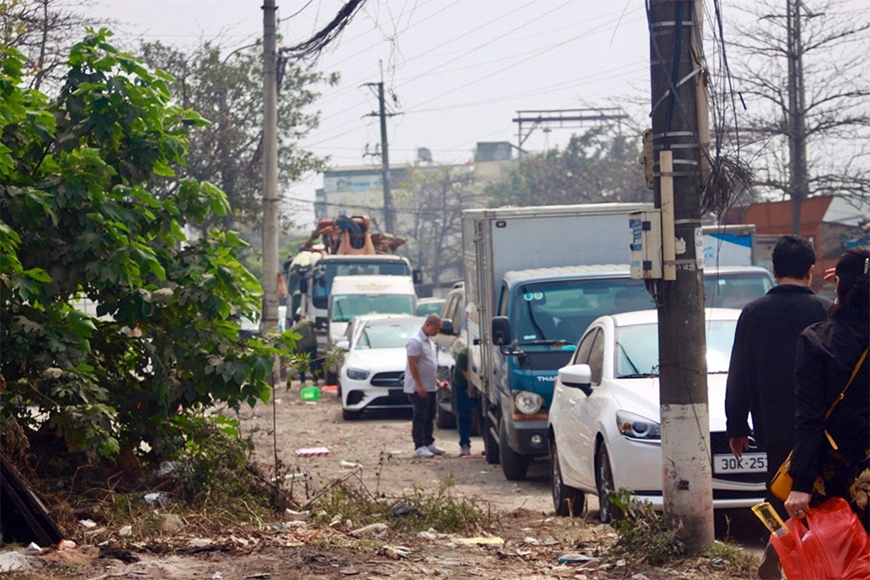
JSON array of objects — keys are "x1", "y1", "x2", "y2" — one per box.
[{"x1": 404, "y1": 314, "x2": 443, "y2": 458}]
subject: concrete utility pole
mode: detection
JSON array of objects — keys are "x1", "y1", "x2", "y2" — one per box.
[
  {"x1": 647, "y1": 0, "x2": 714, "y2": 551},
  {"x1": 365, "y1": 68, "x2": 394, "y2": 233},
  {"x1": 787, "y1": 0, "x2": 808, "y2": 235},
  {"x1": 262, "y1": 0, "x2": 280, "y2": 332}
]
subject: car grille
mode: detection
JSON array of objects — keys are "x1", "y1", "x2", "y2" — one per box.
[{"x1": 371, "y1": 371, "x2": 404, "y2": 388}]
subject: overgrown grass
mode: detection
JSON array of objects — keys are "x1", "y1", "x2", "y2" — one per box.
[
  {"x1": 708, "y1": 539, "x2": 759, "y2": 575},
  {"x1": 312, "y1": 475, "x2": 490, "y2": 535},
  {"x1": 605, "y1": 488, "x2": 757, "y2": 576},
  {"x1": 63, "y1": 411, "x2": 289, "y2": 543},
  {"x1": 606, "y1": 488, "x2": 685, "y2": 565}
]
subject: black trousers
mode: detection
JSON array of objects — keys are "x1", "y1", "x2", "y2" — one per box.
[{"x1": 409, "y1": 392, "x2": 436, "y2": 449}]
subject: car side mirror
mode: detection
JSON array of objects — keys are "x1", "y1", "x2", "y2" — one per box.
[
  {"x1": 491, "y1": 316, "x2": 512, "y2": 346},
  {"x1": 334, "y1": 339, "x2": 349, "y2": 351},
  {"x1": 439, "y1": 320, "x2": 454, "y2": 335},
  {"x1": 559, "y1": 364, "x2": 593, "y2": 396},
  {"x1": 413, "y1": 269, "x2": 423, "y2": 285}
]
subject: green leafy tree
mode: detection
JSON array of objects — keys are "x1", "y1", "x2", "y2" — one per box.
[
  {"x1": 0, "y1": 30, "x2": 293, "y2": 469},
  {"x1": 486, "y1": 127, "x2": 651, "y2": 208}
]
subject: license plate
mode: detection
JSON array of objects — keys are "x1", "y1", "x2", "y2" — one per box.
[{"x1": 713, "y1": 452, "x2": 767, "y2": 474}]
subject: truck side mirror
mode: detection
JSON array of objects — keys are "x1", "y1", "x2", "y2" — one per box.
[
  {"x1": 491, "y1": 316, "x2": 512, "y2": 346},
  {"x1": 413, "y1": 269, "x2": 423, "y2": 285},
  {"x1": 439, "y1": 320, "x2": 454, "y2": 335}
]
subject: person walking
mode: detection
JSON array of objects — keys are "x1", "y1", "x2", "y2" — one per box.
[
  {"x1": 724, "y1": 235, "x2": 831, "y2": 579},
  {"x1": 404, "y1": 314, "x2": 444, "y2": 458},
  {"x1": 453, "y1": 346, "x2": 474, "y2": 456},
  {"x1": 785, "y1": 246, "x2": 870, "y2": 532},
  {"x1": 290, "y1": 314, "x2": 319, "y2": 384}
]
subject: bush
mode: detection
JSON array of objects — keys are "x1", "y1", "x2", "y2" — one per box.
[{"x1": 606, "y1": 488, "x2": 685, "y2": 565}]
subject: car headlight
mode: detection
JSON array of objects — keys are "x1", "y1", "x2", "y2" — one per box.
[
  {"x1": 616, "y1": 410, "x2": 661, "y2": 441},
  {"x1": 514, "y1": 391, "x2": 543, "y2": 415},
  {"x1": 346, "y1": 368, "x2": 370, "y2": 381}
]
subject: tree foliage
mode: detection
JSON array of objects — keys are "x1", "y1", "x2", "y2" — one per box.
[
  {"x1": 726, "y1": 0, "x2": 870, "y2": 204},
  {"x1": 485, "y1": 127, "x2": 651, "y2": 208},
  {"x1": 139, "y1": 41, "x2": 337, "y2": 237},
  {"x1": 395, "y1": 166, "x2": 483, "y2": 288},
  {"x1": 0, "y1": 30, "x2": 293, "y2": 469},
  {"x1": 0, "y1": 0, "x2": 99, "y2": 91}
]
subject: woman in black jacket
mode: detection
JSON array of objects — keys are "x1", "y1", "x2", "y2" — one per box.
[{"x1": 785, "y1": 246, "x2": 870, "y2": 531}]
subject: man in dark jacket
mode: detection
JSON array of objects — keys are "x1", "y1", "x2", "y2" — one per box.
[
  {"x1": 291, "y1": 314, "x2": 319, "y2": 384},
  {"x1": 725, "y1": 235, "x2": 831, "y2": 579}
]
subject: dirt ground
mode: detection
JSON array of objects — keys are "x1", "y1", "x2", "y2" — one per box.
[{"x1": 4, "y1": 381, "x2": 765, "y2": 579}]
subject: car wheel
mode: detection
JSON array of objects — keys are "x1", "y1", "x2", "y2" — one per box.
[
  {"x1": 341, "y1": 407, "x2": 360, "y2": 420},
  {"x1": 325, "y1": 369, "x2": 338, "y2": 386},
  {"x1": 596, "y1": 443, "x2": 620, "y2": 523},
  {"x1": 483, "y1": 413, "x2": 500, "y2": 465},
  {"x1": 500, "y1": 419, "x2": 531, "y2": 481},
  {"x1": 551, "y1": 439, "x2": 585, "y2": 517}
]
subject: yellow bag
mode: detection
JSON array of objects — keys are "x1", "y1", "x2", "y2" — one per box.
[{"x1": 770, "y1": 452, "x2": 794, "y2": 502}]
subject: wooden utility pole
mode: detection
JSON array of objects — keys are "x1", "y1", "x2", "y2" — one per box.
[
  {"x1": 262, "y1": 0, "x2": 280, "y2": 332},
  {"x1": 647, "y1": 0, "x2": 714, "y2": 551}
]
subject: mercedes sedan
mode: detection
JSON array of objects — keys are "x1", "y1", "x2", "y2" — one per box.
[{"x1": 336, "y1": 315, "x2": 424, "y2": 420}]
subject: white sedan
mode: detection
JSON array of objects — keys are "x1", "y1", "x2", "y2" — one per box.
[
  {"x1": 548, "y1": 308, "x2": 767, "y2": 521},
  {"x1": 336, "y1": 315, "x2": 424, "y2": 420}
]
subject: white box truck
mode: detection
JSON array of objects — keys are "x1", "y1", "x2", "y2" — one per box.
[{"x1": 462, "y1": 203, "x2": 651, "y2": 480}]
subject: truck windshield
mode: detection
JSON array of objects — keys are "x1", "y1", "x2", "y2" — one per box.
[
  {"x1": 704, "y1": 272, "x2": 773, "y2": 309},
  {"x1": 331, "y1": 294, "x2": 415, "y2": 322},
  {"x1": 313, "y1": 260, "x2": 412, "y2": 309},
  {"x1": 512, "y1": 279, "x2": 653, "y2": 346}
]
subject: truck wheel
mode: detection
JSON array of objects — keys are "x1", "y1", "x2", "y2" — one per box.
[
  {"x1": 483, "y1": 415, "x2": 500, "y2": 465},
  {"x1": 499, "y1": 421, "x2": 531, "y2": 481},
  {"x1": 435, "y1": 390, "x2": 456, "y2": 429},
  {"x1": 551, "y1": 439, "x2": 585, "y2": 517},
  {"x1": 470, "y1": 411, "x2": 481, "y2": 437}
]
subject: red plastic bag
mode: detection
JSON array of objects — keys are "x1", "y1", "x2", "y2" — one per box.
[{"x1": 771, "y1": 497, "x2": 870, "y2": 579}]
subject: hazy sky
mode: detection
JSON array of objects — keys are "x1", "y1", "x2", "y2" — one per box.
[{"x1": 87, "y1": 0, "x2": 869, "y2": 224}]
